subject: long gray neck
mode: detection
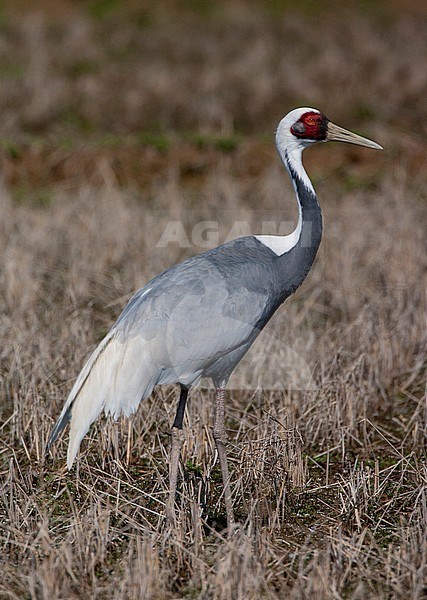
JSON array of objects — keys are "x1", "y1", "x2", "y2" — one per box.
[{"x1": 276, "y1": 148, "x2": 323, "y2": 299}]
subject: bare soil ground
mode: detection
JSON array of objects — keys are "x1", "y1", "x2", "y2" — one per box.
[{"x1": 0, "y1": 2, "x2": 426, "y2": 598}]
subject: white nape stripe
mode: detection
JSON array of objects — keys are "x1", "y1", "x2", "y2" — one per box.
[
  {"x1": 255, "y1": 201, "x2": 301, "y2": 256},
  {"x1": 254, "y1": 148, "x2": 305, "y2": 256},
  {"x1": 255, "y1": 111, "x2": 317, "y2": 256}
]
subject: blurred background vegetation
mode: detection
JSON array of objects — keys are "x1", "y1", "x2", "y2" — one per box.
[{"x1": 0, "y1": 0, "x2": 425, "y2": 199}]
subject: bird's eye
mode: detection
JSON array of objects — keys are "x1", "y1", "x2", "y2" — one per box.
[{"x1": 305, "y1": 116, "x2": 317, "y2": 126}]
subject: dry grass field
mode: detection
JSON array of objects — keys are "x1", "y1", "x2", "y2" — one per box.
[{"x1": 0, "y1": 1, "x2": 426, "y2": 598}]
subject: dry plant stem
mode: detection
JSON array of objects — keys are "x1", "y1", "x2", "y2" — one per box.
[
  {"x1": 167, "y1": 427, "x2": 184, "y2": 524},
  {"x1": 213, "y1": 386, "x2": 235, "y2": 530}
]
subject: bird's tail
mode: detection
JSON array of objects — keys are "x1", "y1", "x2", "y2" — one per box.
[{"x1": 47, "y1": 329, "x2": 158, "y2": 468}]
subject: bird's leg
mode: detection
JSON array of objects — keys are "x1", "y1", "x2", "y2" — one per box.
[
  {"x1": 167, "y1": 385, "x2": 188, "y2": 523},
  {"x1": 213, "y1": 386, "x2": 235, "y2": 529}
]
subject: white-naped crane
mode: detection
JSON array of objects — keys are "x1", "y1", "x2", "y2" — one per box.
[{"x1": 47, "y1": 108, "x2": 382, "y2": 529}]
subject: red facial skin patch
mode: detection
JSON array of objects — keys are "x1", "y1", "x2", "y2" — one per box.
[{"x1": 291, "y1": 111, "x2": 329, "y2": 141}]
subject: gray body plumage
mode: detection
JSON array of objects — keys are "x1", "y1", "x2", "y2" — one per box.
[
  {"x1": 116, "y1": 164, "x2": 322, "y2": 388},
  {"x1": 47, "y1": 156, "x2": 322, "y2": 468},
  {"x1": 117, "y1": 236, "x2": 275, "y2": 388}
]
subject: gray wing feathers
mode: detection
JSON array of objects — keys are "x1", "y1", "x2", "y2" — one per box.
[
  {"x1": 118, "y1": 272, "x2": 267, "y2": 379},
  {"x1": 53, "y1": 239, "x2": 272, "y2": 467}
]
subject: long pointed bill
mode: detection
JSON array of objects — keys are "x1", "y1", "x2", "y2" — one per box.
[{"x1": 327, "y1": 121, "x2": 383, "y2": 150}]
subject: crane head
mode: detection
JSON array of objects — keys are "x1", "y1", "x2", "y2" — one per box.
[{"x1": 278, "y1": 107, "x2": 382, "y2": 151}]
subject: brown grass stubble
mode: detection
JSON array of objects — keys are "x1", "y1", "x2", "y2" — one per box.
[
  {"x1": 0, "y1": 4, "x2": 426, "y2": 599},
  {"x1": 1, "y1": 143, "x2": 425, "y2": 598}
]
